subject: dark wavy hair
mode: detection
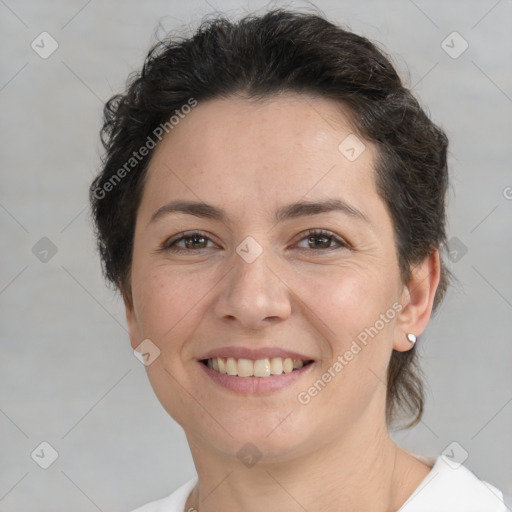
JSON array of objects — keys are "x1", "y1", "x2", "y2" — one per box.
[{"x1": 89, "y1": 8, "x2": 450, "y2": 429}]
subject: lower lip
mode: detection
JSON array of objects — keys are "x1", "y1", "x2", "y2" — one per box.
[{"x1": 198, "y1": 361, "x2": 315, "y2": 395}]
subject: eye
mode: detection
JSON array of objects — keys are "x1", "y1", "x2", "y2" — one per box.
[
  {"x1": 295, "y1": 229, "x2": 349, "y2": 251},
  {"x1": 159, "y1": 228, "x2": 349, "y2": 254},
  {"x1": 161, "y1": 231, "x2": 216, "y2": 252}
]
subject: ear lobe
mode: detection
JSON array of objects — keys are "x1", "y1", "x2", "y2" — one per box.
[{"x1": 394, "y1": 249, "x2": 441, "y2": 352}]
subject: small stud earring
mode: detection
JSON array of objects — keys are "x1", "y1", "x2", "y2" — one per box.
[{"x1": 407, "y1": 333, "x2": 417, "y2": 345}]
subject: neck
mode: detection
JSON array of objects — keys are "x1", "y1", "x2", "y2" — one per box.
[{"x1": 184, "y1": 417, "x2": 429, "y2": 512}]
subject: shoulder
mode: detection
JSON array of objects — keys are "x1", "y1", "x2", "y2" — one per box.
[
  {"x1": 399, "y1": 455, "x2": 508, "y2": 512},
  {"x1": 129, "y1": 476, "x2": 198, "y2": 512}
]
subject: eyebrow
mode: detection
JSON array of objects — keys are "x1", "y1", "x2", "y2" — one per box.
[{"x1": 149, "y1": 198, "x2": 370, "y2": 227}]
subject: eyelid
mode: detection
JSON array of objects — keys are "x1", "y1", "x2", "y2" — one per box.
[
  {"x1": 294, "y1": 228, "x2": 350, "y2": 250},
  {"x1": 159, "y1": 230, "x2": 216, "y2": 251},
  {"x1": 159, "y1": 228, "x2": 351, "y2": 253}
]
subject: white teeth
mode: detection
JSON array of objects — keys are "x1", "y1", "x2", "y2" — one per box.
[
  {"x1": 237, "y1": 358, "x2": 254, "y2": 377},
  {"x1": 253, "y1": 359, "x2": 271, "y2": 377},
  {"x1": 205, "y1": 356, "x2": 309, "y2": 377},
  {"x1": 270, "y1": 357, "x2": 283, "y2": 375},
  {"x1": 226, "y1": 357, "x2": 237, "y2": 376}
]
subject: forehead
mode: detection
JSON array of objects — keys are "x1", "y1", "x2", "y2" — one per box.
[{"x1": 141, "y1": 93, "x2": 379, "y2": 219}]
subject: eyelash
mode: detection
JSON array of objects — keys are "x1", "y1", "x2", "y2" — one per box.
[{"x1": 160, "y1": 229, "x2": 349, "y2": 253}]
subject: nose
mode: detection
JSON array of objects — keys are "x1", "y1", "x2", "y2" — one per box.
[{"x1": 212, "y1": 242, "x2": 292, "y2": 330}]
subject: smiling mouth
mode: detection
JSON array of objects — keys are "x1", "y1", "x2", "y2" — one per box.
[{"x1": 201, "y1": 357, "x2": 314, "y2": 378}]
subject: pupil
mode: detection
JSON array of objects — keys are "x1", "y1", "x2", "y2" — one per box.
[
  {"x1": 185, "y1": 235, "x2": 205, "y2": 249},
  {"x1": 309, "y1": 235, "x2": 329, "y2": 249}
]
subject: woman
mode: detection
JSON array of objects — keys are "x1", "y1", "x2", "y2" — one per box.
[{"x1": 89, "y1": 9, "x2": 508, "y2": 512}]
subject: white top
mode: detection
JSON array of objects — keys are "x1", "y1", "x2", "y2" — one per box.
[{"x1": 130, "y1": 455, "x2": 509, "y2": 512}]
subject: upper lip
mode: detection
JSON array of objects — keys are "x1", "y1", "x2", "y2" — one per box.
[{"x1": 199, "y1": 346, "x2": 314, "y2": 361}]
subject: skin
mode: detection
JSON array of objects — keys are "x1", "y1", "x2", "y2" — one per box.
[{"x1": 124, "y1": 93, "x2": 441, "y2": 512}]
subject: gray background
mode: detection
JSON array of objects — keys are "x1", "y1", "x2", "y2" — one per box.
[{"x1": 1, "y1": 0, "x2": 511, "y2": 510}]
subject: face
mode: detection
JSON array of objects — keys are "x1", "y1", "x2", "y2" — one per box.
[{"x1": 126, "y1": 93, "x2": 409, "y2": 462}]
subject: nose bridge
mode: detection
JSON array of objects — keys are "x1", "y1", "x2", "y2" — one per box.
[
  {"x1": 232, "y1": 234, "x2": 280, "y2": 301},
  {"x1": 214, "y1": 234, "x2": 291, "y2": 328},
  {"x1": 234, "y1": 236, "x2": 274, "y2": 293}
]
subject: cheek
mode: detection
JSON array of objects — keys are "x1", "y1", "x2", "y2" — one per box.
[
  {"x1": 133, "y1": 267, "x2": 205, "y2": 342},
  {"x1": 309, "y1": 265, "x2": 398, "y2": 375},
  {"x1": 306, "y1": 261, "x2": 397, "y2": 329},
  {"x1": 297, "y1": 272, "x2": 397, "y2": 423},
  {"x1": 130, "y1": 265, "x2": 224, "y2": 429}
]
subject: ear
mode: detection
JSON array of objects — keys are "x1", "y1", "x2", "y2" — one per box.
[
  {"x1": 394, "y1": 249, "x2": 441, "y2": 352},
  {"x1": 122, "y1": 289, "x2": 143, "y2": 351}
]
